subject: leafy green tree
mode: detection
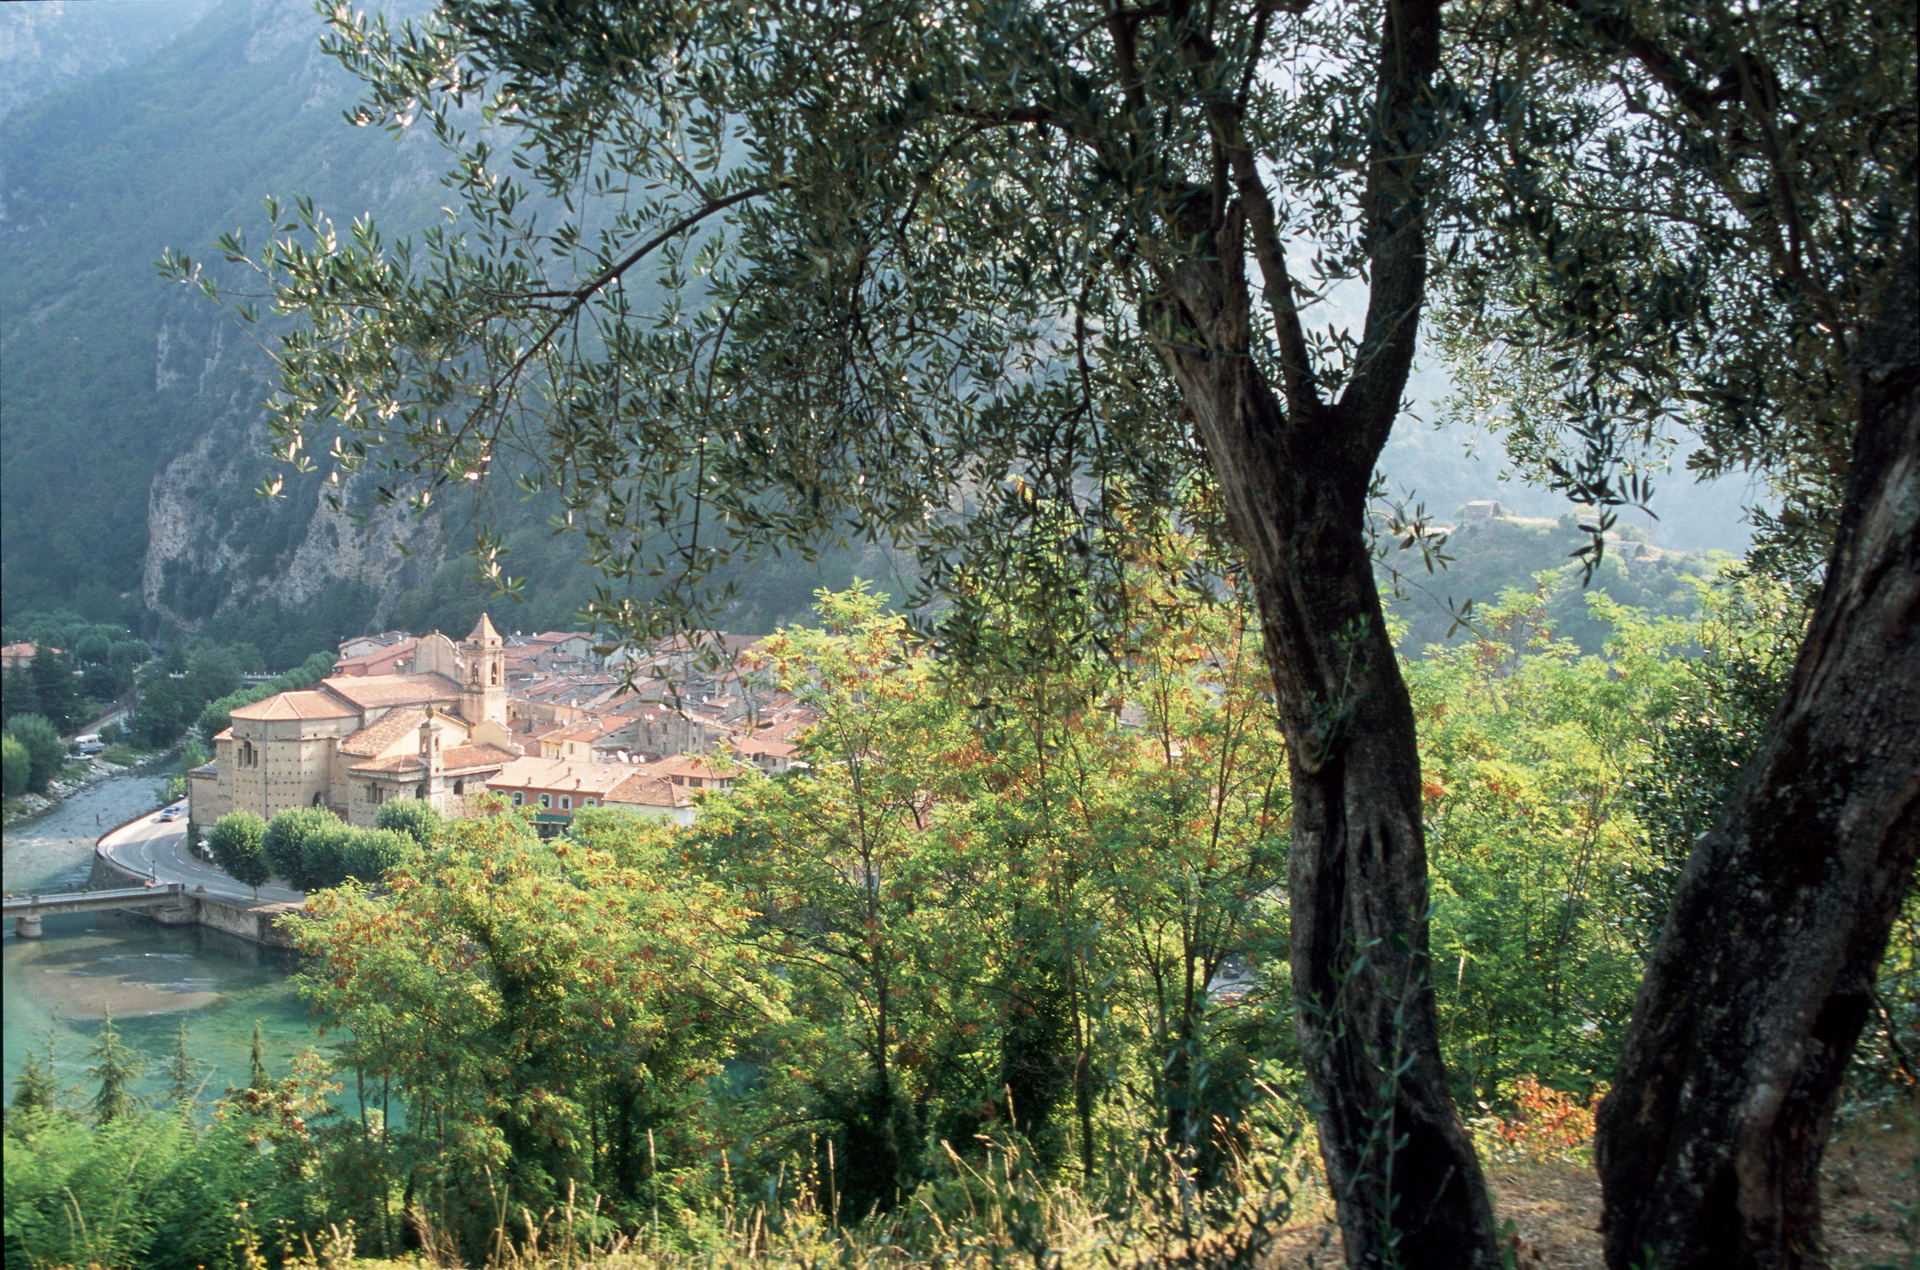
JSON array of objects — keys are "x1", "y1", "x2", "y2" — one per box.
[
  {"x1": 5, "y1": 713, "x2": 67, "y2": 792},
  {"x1": 691, "y1": 588, "x2": 984, "y2": 1214},
  {"x1": 209, "y1": 810, "x2": 272, "y2": 899},
  {"x1": 249, "y1": 1021, "x2": 270, "y2": 1090},
  {"x1": 1, "y1": 733, "x2": 27, "y2": 799},
  {"x1": 202, "y1": 0, "x2": 1494, "y2": 1250},
  {"x1": 87, "y1": 1007, "x2": 146, "y2": 1126},
  {"x1": 80, "y1": 661, "x2": 118, "y2": 703},
  {"x1": 341, "y1": 826, "x2": 416, "y2": 882},
  {"x1": 1429, "y1": 0, "x2": 1917, "y2": 1254},
  {"x1": 76, "y1": 632, "x2": 112, "y2": 665},
  {"x1": 1, "y1": 661, "x2": 38, "y2": 723},
  {"x1": 188, "y1": 0, "x2": 1915, "y2": 1256},
  {"x1": 130, "y1": 676, "x2": 193, "y2": 747},
  {"x1": 165, "y1": 1019, "x2": 202, "y2": 1114},
  {"x1": 291, "y1": 804, "x2": 749, "y2": 1256},
  {"x1": 28, "y1": 643, "x2": 76, "y2": 732},
  {"x1": 299, "y1": 821, "x2": 355, "y2": 891},
  {"x1": 6, "y1": 1039, "x2": 65, "y2": 1127},
  {"x1": 373, "y1": 797, "x2": 441, "y2": 848},
  {"x1": 262, "y1": 806, "x2": 339, "y2": 892}
]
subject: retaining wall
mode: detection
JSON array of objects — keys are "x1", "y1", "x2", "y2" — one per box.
[{"x1": 87, "y1": 851, "x2": 301, "y2": 948}]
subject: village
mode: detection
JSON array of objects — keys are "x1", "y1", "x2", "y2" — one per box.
[{"x1": 185, "y1": 616, "x2": 817, "y2": 836}]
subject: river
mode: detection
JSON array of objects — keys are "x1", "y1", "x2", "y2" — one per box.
[{"x1": 3, "y1": 771, "x2": 322, "y2": 1111}]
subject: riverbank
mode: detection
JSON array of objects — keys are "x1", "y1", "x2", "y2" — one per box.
[
  {"x1": 3, "y1": 768, "x2": 319, "y2": 1107},
  {"x1": 2, "y1": 743, "x2": 178, "y2": 828}
]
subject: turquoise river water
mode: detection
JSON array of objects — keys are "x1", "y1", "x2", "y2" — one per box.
[{"x1": 2, "y1": 771, "x2": 325, "y2": 1109}]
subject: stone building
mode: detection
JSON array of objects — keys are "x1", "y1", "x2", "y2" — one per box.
[{"x1": 189, "y1": 616, "x2": 518, "y2": 829}]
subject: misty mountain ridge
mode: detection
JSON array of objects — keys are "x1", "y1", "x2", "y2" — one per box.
[{"x1": 1, "y1": 0, "x2": 1765, "y2": 660}]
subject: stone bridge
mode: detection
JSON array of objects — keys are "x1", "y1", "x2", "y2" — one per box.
[{"x1": 4, "y1": 882, "x2": 189, "y2": 939}]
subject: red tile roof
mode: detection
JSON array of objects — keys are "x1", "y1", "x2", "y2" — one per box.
[
  {"x1": 320, "y1": 673, "x2": 462, "y2": 711},
  {"x1": 439, "y1": 743, "x2": 517, "y2": 773},
  {"x1": 230, "y1": 690, "x2": 360, "y2": 721},
  {"x1": 338, "y1": 706, "x2": 430, "y2": 757}
]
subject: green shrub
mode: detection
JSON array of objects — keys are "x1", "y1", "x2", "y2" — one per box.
[
  {"x1": 343, "y1": 826, "x2": 417, "y2": 882},
  {"x1": 4, "y1": 713, "x2": 66, "y2": 792},
  {"x1": 261, "y1": 807, "x2": 340, "y2": 892},
  {"x1": 2, "y1": 734, "x2": 26, "y2": 798},
  {"x1": 374, "y1": 797, "x2": 443, "y2": 847},
  {"x1": 209, "y1": 810, "x2": 272, "y2": 896}
]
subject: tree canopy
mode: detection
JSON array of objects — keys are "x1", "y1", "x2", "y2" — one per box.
[{"x1": 176, "y1": 0, "x2": 1917, "y2": 1263}]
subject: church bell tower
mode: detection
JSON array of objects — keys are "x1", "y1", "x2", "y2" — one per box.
[{"x1": 460, "y1": 613, "x2": 507, "y2": 727}]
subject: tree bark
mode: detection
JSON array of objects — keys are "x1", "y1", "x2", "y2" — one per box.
[
  {"x1": 1596, "y1": 224, "x2": 1920, "y2": 1270},
  {"x1": 1146, "y1": 4, "x2": 1497, "y2": 1254}
]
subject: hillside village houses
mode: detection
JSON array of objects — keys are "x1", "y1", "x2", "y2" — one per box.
[{"x1": 187, "y1": 616, "x2": 816, "y2": 836}]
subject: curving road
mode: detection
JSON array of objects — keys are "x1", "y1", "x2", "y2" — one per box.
[{"x1": 98, "y1": 803, "x2": 304, "y2": 907}]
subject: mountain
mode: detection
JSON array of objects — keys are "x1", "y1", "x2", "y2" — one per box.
[
  {"x1": 0, "y1": 0, "x2": 1767, "y2": 653},
  {"x1": 1, "y1": 0, "x2": 447, "y2": 634},
  {"x1": 0, "y1": 0, "x2": 218, "y2": 121}
]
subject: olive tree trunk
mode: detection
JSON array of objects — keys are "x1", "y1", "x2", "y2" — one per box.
[
  {"x1": 1596, "y1": 225, "x2": 1920, "y2": 1270},
  {"x1": 1144, "y1": 5, "x2": 1497, "y2": 1263}
]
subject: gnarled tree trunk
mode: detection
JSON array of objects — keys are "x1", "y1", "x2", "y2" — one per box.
[
  {"x1": 1144, "y1": 5, "x2": 1497, "y2": 1262},
  {"x1": 1596, "y1": 225, "x2": 1920, "y2": 1269}
]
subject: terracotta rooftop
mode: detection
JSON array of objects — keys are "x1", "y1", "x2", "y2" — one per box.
[
  {"x1": 440, "y1": 743, "x2": 517, "y2": 773},
  {"x1": 487, "y1": 756, "x2": 641, "y2": 796},
  {"x1": 320, "y1": 673, "x2": 462, "y2": 711},
  {"x1": 338, "y1": 706, "x2": 431, "y2": 757},
  {"x1": 349, "y1": 753, "x2": 428, "y2": 776},
  {"x1": 230, "y1": 690, "x2": 360, "y2": 722},
  {"x1": 333, "y1": 639, "x2": 418, "y2": 677},
  {"x1": 607, "y1": 773, "x2": 695, "y2": 809}
]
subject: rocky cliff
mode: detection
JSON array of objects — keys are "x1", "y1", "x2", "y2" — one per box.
[{"x1": 1, "y1": 0, "x2": 450, "y2": 629}]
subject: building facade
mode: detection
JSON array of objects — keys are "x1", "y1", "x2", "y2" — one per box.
[{"x1": 190, "y1": 616, "x2": 517, "y2": 829}]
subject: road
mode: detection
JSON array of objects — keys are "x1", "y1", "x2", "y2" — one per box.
[{"x1": 98, "y1": 804, "x2": 304, "y2": 907}]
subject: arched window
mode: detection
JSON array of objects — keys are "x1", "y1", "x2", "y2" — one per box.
[
  {"x1": 311, "y1": 792, "x2": 323, "y2": 807},
  {"x1": 452, "y1": 779, "x2": 465, "y2": 795},
  {"x1": 491, "y1": 662, "x2": 500, "y2": 685}
]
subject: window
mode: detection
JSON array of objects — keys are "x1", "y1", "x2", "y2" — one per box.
[
  {"x1": 511, "y1": 791, "x2": 524, "y2": 806},
  {"x1": 370, "y1": 785, "x2": 383, "y2": 805},
  {"x1": 311, "y1": 792, "x2": 323, "y2": 808},
  {"x1": 584, "y1": 798, "x2": 597, "y2": 808},
  {"x1": 539, "y1": 793, "x2": 551, "y2": 809},
  {"x1": 452, "y1": 779, "x2": 465, "y2": 795},
  {"x1": 559, "y1": 795, "x2": 571, "y2": 810}
]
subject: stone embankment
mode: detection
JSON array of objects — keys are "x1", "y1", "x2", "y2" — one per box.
[{"x1": 85, "y1": 849, "x2": 303, "y2": 949}]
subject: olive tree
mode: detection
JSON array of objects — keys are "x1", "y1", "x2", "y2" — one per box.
[
  {"x1": 1431, "y1": 0, "x2": 1916, "y2": 1260},
  {"x1": 170, "y1": 0, "x2": 1916, "y2": 1262},
  {"x1": 180, "y1": 0, "x2": 1492, "y2": 1259}
]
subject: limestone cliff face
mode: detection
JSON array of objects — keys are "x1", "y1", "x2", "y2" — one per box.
[
  {"x1": 1, "y1": 0, "x2": 455, "y2": 620},
  {"x1": 143, "y1": 403, "x2": 444, "y2": 632}
]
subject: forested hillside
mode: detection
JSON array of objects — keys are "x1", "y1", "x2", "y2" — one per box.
[
  {"x1": 0, "y1": 0, "x2": 1761, "y2": 652},
  {"x1": 0, "y1": 0, "x2": 448, "y2": 632}
]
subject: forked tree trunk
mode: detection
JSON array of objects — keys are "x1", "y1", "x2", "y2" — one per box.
[
  {"x1": 1149, "y1": 63, "x2": 1498, "y2": 1263},
  {"x1": 1596, "y1": 226, "x2": 1920, "y2": 1270}
]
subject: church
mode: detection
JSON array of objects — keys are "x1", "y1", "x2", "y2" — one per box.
[{"x1": 188, "y1": 615, "x2": 521, "y2": 829}]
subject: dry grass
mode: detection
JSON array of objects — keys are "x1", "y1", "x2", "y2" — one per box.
[{"x1": 288, "y1": 1119, "x2": 1916, "y2": 1270}]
